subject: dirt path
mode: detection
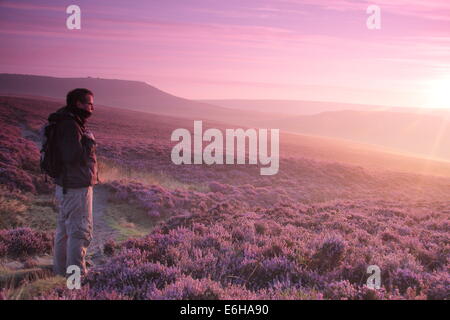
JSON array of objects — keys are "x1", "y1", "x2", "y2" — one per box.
[{"x1": 89, "y1": 185, "x2": 118, "y2": 264}]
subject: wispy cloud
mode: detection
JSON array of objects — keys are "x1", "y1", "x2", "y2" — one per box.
[
  {"x1": 0, "y1": 1, "x2": 62, "y2": 12},
  {"x1": 282, "y1": 0, "x2": 450, "y2": 21},
  {"x1": 1, "y1": 0, "x2": 449, "y2": 105}
]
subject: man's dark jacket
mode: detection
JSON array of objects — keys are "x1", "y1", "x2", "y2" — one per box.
[{"x1": 48, "y1": 106, "x2": 98, "y2": 188}]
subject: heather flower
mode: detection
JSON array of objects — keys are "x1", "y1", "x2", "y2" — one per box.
[
  {"x1": 103, "y1": 239, "x2": 117, "y2": 256},
  {"x1": 424, "y1": 272, "x2": 450, "y2": 300},
  {"x1": 0, "y1": 242, "x2": 7, "y2": 257},
  {"x1": 0, "y1": 227, "x2": 53, "y2": 258},
  {"x1": 312, "y1": 235, "x2": 346, "y2": 272},
  {"x1": 149, "y1": 276, "x2": 224, "y2": 300},
  {"x1": 324, "y1": 280, "x2": 358, "y2": 300}
]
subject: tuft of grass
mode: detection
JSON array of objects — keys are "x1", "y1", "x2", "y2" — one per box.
[
  {"x1": 98, "y1": 159, "x2": 209, "y2": 192},
  {"x1": 278, "y1": 287, "x2": 323, "y2": 300},
  {"x1": 4, "y1": 276, "x2": 65, "y2": 300},
  {"x1": 0, "y1": 266, "x2": 54, "y2": 291},
  {"x1": 25, "y1": 196, "x2": 57, "y2": 231},
  {"x1": 0, "y1": 193, "x2": 29, "y2": 229},
  {"x1": 0, "y1": 187, "x2": 56, "y2": 231},
  {"x1": 104, "y1": 202, "x2": 158, "y2": 241}
]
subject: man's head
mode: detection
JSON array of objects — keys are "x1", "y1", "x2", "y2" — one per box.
[{"x1": 66, "y1": 88, "x2": 94, "y2": 116}]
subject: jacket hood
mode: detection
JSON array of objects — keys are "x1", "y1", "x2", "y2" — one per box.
[{"x1": 48, "y1": 106, "x2": 86, "y2": 126}]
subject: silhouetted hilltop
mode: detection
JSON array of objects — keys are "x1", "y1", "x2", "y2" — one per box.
[{"x1": 0, "y1": 73, "x2": 281, "y2": 125}]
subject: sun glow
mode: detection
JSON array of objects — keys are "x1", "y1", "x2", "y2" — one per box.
[{"x1": 423, "y1": 77, "x2": 450, "y2": 109}]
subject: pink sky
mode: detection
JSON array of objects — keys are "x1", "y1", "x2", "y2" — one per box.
[{"x1": 0, "y1": 0, "x2": 449, "y2": 108}]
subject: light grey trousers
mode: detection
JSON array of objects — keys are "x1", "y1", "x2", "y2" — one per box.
[{"x1": 53, "y1": 185, "x2": 93, "y2": 276}]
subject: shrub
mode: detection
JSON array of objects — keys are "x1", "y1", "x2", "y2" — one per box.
[
  {"x1": 312, "y1": 235, "x2": 346, "y2": 272},
  {"x1": 0, "y1": 228, "x2": 53, "y2": 258},
  {"x1": 149, "y1": 276, "x2": 224, "y2": 300}
]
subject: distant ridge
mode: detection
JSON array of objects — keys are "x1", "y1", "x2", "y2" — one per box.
[
  {"x1": 0, "y1": 73, "x2": 282, "y2": 125},
  {"x1": 3, "y1": 73, "x2": 450, "y2": 161},
  {"x1": 200, "y1": 99, "x2": 449, "y2": 117}
]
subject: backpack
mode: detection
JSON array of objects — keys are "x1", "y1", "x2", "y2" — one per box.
[{"x1": 40, "y1": 119, "x2": 63, "y2": 179}]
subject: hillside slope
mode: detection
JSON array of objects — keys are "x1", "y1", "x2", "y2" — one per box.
[
  {"x1": 267, "y1": 109, "x2": 450, "y2": 161},
  {"x1": 0, "y1": 74, "x2": 283, "y2": 126},
  {"x1": 1, "y1": 96, "x2": 449, "y2": 300}
]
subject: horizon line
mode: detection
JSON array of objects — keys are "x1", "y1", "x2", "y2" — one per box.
[{"x1": 1, "y1": 72, "x2": 449, "y2": 111}]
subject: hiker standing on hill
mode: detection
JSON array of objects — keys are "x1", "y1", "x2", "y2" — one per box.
[{"x1": 43, "y1": 88, "x2": 98, "y2": 277}]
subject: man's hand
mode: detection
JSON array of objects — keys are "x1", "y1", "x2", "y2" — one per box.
[{"x1": 84, "y1": 131, "x2": 95, "y2": 141}]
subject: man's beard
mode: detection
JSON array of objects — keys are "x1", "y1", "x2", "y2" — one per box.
[
  {"x1": 77, "y1": 108, "x2": 92, "y2": 119},
  {"x1": 69, "y1": 105, "x2": 92, "y2": 119}
]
